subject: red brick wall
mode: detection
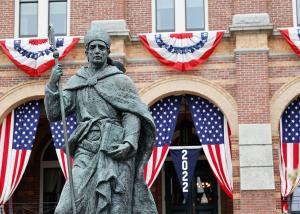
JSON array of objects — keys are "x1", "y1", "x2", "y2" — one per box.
[
  {"x1": 235, "y1": 52, "x2": 270, "y2": 123},
  {"x1": 70, "y1": 0, "x2": 126, "y2": 36},
  {"x1": 233, "y1": 0, "x2": 268, "y2": 14},
  {"x1": 208, "y1": 0, "x2": 233, "y2": 30},
  {"x1": 241, "y1": 190, "x2": 277, "y2": 213},
  {"x1": 126, "y1": 0, "x2": 152, "y2": 35},
  {"x1": 269, "y1": 0, "x2": 294, "y2": 27},
  {"x1": 0, "y1": 0, "x2": 14, "y2": 38}
]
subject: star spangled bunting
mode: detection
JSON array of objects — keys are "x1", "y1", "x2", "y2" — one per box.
[
  {"x1": 139, "y1": 31, "x2": 224, "y2": 71},
  {"x1": 144, "y1": 96, "x2": 182, "y2": 187},
  {"x1": 280, "y1": 97, "x2": 300, "y2": 199},
  {"x1": 187, "y1": 95, "x2": 233, "y2": 199},
  {"x1": 0, "y1": 37, "x2": 79, "y2": 77},
  {"x1": 280, "y1": 28, "x2": 300, "y2": 57},
  {"x1": 0, "y1": 101, "x2": 41, "y2": 205},
  {"x1": 50, "y1": 114, "x2": 77, "y2": 179}
]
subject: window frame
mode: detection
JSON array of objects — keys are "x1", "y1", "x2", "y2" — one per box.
[
  {"x1": 152, "y1": 0, "x2": 208, "y2": 33},
  {"x1": 15, "y1": 0, "x2": 70, "y2": 38},
  {"x1": 18, "y1": 0, "x2": 39, "y2": 37},
  {"x1": 155, "y1": 0, "x2": 175, "y2": 32},
  {"x1": 185, "y1": 0, "x2": 206, "y2": 31},
  {"x1": 48, "y1": 0, "x2": 68, "y2": 36}
]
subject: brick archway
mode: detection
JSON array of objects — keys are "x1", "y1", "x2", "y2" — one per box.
[
  {"x1": 270, "y1": 76, "x2": 300, "y2": 135},
  {"x1": 0, "y1": 80, "x2": 46, "y2": 122},
  {"x1": 139, "y1": 76, "x2": 238, "y2": 136}
]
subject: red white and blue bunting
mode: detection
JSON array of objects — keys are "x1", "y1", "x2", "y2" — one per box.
[
  {"x1": 144, "y1": 96, "x2": 182, "y2": 187},
  {"x1": 187, "y1": 95, "x2": 233, "y2": 199},
  {"x1": 280, "y1": 28, "x2": 300, "y2": 56},
  {"x1": 0, "y1": 37, "x2": 79, "y2": 77},
  {"x1": 0, "y1": 101, "x2": 41, "y2": 205},
  {"x1": 279, "y1": 97, "x2": 300, "y2": 212},
  {"x1": 50, "y1": 115, "x2": 77, "y2": 179},
  {"x1": 139, "y1": 31, "x2": 224, "y2": 71}
]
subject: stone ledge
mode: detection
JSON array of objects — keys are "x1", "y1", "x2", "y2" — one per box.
[
  {"x1": 230, "y1": 13, "x2": 274, "y2": 32},
  {"x1": 91, "y1": 20, "x2": 130, "y2": 36},
  {"x1": 234, "y1": 48, "x2": 269, "y2": 53}
]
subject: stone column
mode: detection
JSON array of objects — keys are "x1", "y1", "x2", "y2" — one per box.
[{"x1": 230, "y1": 13, "x2": 279, "y2": 213}]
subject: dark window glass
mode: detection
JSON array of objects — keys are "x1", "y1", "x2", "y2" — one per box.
[
  {"x1": 186, "y1": 0, "x2": 205, "y2": 31},
  {"x1": 43, "y1": 168, "x2": 65, "y2": 213},
  {"x1": 19, "y1": 0, "x2": 38, "y2": 37},
  {"x1": 49, "y1": 0, "x2": 67, "y2": 35},
  {"x1": 156, "y1": 0, "x2": 175, "y2": 32}
]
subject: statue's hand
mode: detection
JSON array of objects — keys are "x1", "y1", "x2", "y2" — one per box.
[
  {"x1": 106, "y1": 142, "x2": 132, "y2": 160},
  {"x1": 48, "y1": 63, "x2": 63, "y2": 91}
]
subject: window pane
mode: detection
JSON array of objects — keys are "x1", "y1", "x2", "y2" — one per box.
[
  {"x1": 49, "y1": 1, "x2": 67, "y2": 35},
  {"x1": 156, "y1": 0, "x2": 175, "y2": 32},
  {"x1": 186, "y1": 0, "x2": 205, "y2": 30},
  {"x1": 20, "y1": 2, "x2": 38, "y2": 37},
  {"x1": 297, "y1": 0, "x2": 300, "y2": 26}
]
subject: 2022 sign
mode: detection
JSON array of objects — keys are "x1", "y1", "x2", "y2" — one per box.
[{"x1": 182, "y1": 149, "x2": 189, "y2": 192}]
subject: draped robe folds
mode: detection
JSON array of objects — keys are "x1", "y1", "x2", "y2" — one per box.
[{"x1": 44, "y1": 65, "x2": 158, "y2": 214}]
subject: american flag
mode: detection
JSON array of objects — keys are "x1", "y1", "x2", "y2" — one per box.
[
  {"x1": 50, "y1": 115, "x2": 77, "y2": 179},
  {"x1": 187, "y1": 95, "x2": 233, "y2": 198},
  {"x1": 144, "y1": 96, "x2": 182, "y2": 187},
  {"x1": 0, "y1": 101, "x2": 41, "y2": 205},
  {"x1": 280, "y1": 98, "x2": 300, "y2": 198}
]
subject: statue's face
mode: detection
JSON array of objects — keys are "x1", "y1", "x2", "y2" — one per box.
[{"x1": 86, "y1": 40, "x2": 109, "y2": 67}]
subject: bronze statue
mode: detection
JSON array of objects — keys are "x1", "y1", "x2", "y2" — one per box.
[{"x1": 44, "y1": 25, "x2": 158, "y2": 213}]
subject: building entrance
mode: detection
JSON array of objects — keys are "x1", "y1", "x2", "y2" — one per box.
[
  {"x1": 165, "y1": 160, "x2": 218, "y2": 214},
  {"x1": 163, "y1": 96, "x2": 219, "y2": 214}
]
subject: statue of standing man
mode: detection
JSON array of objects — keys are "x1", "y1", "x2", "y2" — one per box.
[{"x1": 44, "y1": 24, "x2": 158, "y2": 213}]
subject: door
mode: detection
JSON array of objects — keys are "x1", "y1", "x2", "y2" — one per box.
[{"x1": 165, "y1": 159, "x2": 218, "y2": 214}]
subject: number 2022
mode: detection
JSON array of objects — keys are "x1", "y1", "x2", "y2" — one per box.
[{"x1": 182, "y1": 149, "x2": 188, "y2": 192}]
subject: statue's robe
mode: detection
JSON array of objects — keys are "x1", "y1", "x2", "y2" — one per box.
[{"x1": 44, "y1": 65, "x2": 157, "y2": 214}]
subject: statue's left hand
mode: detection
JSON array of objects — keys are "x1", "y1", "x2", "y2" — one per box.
[{"x1": 106, "y1": 142, "x2": 132, "y2": 160}]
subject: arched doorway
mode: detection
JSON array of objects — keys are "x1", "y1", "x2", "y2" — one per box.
[
  {"x1": 150, "y1": 95, "x2": 233, "y2": 214},
  {"x1": 3, "y1": 101, "x2": 65, "y2": 214},
  {"x1": 40, "y1": 141, "x2": 65, "y2": 213}
]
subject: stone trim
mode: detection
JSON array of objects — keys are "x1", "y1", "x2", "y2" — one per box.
[
  {"x1": 0, "y1": 81, "x2": 46, "y2": 122},
  {"x1": 270, "y1": 76, "x2": 300, "y2": 135},
  {"x1": 138, "y1": 76, "x2": 238, "y2": 136},
  {"x1": 234, "y1": 48, "x2": 269, "y2": 54}
]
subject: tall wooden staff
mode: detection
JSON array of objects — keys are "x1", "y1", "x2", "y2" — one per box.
[{"x1": 48, "y1": 25, "x2": 77, "y2": 214}]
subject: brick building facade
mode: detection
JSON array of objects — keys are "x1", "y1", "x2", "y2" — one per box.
[{"x1": 0, "y1": 0, "x2": 300, "y2": 213}]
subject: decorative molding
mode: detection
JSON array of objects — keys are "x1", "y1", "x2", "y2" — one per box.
[
  {"x1": 138, "y1": 76, "x2": 238, "y2": 135},
  {"x1": 0, "y1": 80, "x2": 46, "y2": 122},
  {"x1": 234, "y1": 48, "x2": 269, "y2": 54},
  {"x1": 270, "y1": 76, "x2": 300, "y2": 135}
]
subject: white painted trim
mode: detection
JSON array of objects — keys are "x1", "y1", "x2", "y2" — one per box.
[
  {"x1": 14, "y1": 0, "x2": 69, "y2": 38},
  {"x1": 175, "y1": 0, "x2": 185, "y2": 32},
  {"x1": 151, "y1": 0, "x2": 156, "y2": 33},
  {"x1": 293, "y1": 0, "x2": 298, "y2": 27},
  {"x1": 14, "y1": 0, "x2": 19, "y2": 38},
  {"x1": 67, "y1": 0, "x2": 71, "y2": 36},
  {"x1": 38, "y1": 0, "x2": 48, "y2": 38},
  {"x1": 169, "y1": 145, "x2": 203, "y2": 150},
  {"x1": 204, "y1": 0, "x2": 209, "y2": 30}
]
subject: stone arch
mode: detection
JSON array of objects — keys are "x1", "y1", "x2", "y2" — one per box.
[
  {"x1": 0, "y1": 80, "x2": 46, "y2": 122},
  {"x1": 270, "y1": 76, "x2": 300, "y2": 135},
  {"x1": 138, "y1": 76, "x2": 238, "y2": 136}
]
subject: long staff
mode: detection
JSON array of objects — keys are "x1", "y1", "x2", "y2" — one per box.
[{"x1": 48, "y1": 25, "x2": 77, "y2": 214}]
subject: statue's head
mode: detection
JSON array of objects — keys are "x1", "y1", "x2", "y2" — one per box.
[{"x1": 84, "y1": 26, "x2": 111, "y2": 67}]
